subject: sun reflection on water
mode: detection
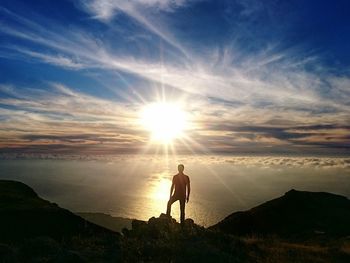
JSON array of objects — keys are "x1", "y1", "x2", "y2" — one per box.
[
  {"x1": 151, "y1": 178, "x2": 170, "y2": 201},
  {"x1": 137, "y1": 173, "x2": 180, "y2": 219}
]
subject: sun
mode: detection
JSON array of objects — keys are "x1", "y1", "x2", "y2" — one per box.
[{"x1": 140, "y1": 102, "x2": 187, "y2": 143}]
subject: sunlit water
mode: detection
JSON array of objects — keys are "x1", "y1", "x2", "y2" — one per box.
[{"x1": 0, "y1": 155, "x2": 349, "y2": 226}]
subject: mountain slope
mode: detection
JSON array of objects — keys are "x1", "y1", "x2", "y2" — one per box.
[
  {"x1": 210, "y1": 189, "x2": 350, "y2": 238},
  {"x1": 0, "y1": 180, "x2": 114, "y2": 241}
]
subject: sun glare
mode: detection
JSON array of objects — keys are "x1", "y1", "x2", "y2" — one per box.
[{"x1": 141, "y1": 102, "x2": 187, "y2": 143}]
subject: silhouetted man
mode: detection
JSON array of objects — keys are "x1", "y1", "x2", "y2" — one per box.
[{"x1": 166, "y1": 164, "x2": 190, "y2": 224}]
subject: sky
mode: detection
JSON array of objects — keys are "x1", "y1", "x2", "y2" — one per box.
[{"x1": 0, "y1": 0, "x2": 349, "y2": 155}]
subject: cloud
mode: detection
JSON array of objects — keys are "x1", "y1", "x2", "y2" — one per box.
[
  {"x1": 15, "y1": 48, "x2": 85, "y2": 69},
  {"x1": 0, "y1": 83, "x2": 149, "y2": 153},
  {"x1": 1, "y1": 81, "x2": 348, "y2": 155},
  {"x1": 223, "y1": 156, "x2": 350, "y2": 169},
  {"x1": 1, "y1": 7, "x2": 349, "y2": 115},
  {"x1": 0, "y1": 153, "x2": 349, "y2": 171},
  {"x1": 78, "y1": 0, "x2": 191, "y2": 57},
  {"x1": 81, "y1": 0, "x2": 189, "y2": 20}
]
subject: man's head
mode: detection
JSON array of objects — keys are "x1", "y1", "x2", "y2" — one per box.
[{"x1": 178, "y1": 164, "x2": 184, "y2": 173}]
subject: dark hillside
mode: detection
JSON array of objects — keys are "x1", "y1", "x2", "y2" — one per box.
[
  {"x1": 210, "y1": 189, "x2": 350, "y2": 238},
  {"x1": 0, "y1": 180, "x2": 113, "y2": 241}
]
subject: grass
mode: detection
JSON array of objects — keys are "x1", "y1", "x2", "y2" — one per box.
[{"x1": 242, "y1": 236, "x2": 350, "y2": 263}]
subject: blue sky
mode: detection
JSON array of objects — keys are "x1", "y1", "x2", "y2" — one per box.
[{"x1": 0, "y1": 0, "x2": 349, "y2": 155}]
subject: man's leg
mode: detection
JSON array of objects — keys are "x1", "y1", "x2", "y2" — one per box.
[
  {"x1": 166, "y1": 196, "x2": 177, "y2": 216},
  {"x1": 179, "y1": 198, "x2": 185, "y2": 224}
]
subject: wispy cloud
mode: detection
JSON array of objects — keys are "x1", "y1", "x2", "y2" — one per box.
[
  {"x1": 0, "y1": 83, "x2": 147, "y2": 153},
  {"x1": 0, "y1": 82, "x2": 349, "y2": 154},
  {"x1": 78, "y1": 0, "x2": 192, "y2": 57},
  {"x1": 3, "y1": 9, "x2": 348, "y2": 106},
  {"x1": 15, "y1": 48, "x2": 85, "y2": 69},
  {"x1": 81, "y1": 0, "x2": 190, "y2": 20},
  {"x1": 2, "y1": 14, "x2": 348, "y2": 115}
]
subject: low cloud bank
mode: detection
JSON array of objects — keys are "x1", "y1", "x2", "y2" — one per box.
[{"x1": 1, "y1": 154, "x2": 349, "y2": 169}]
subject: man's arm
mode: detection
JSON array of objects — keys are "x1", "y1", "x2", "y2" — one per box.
[{"x1": 186, "y1": 176, "x2": 191, "y2": 203}]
